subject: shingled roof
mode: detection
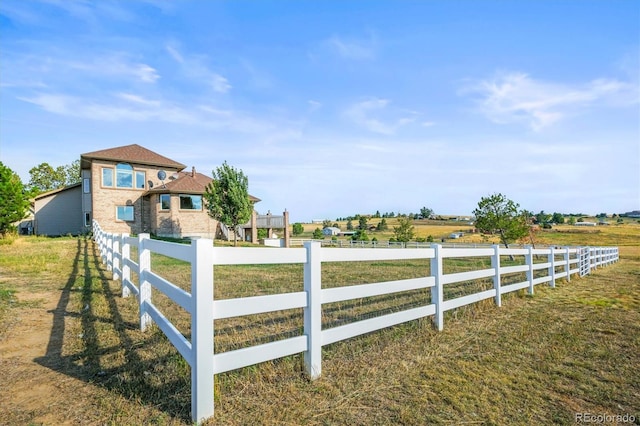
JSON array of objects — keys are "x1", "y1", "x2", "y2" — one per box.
[
  {"x1": 81, "y1": 144, "x2": 186, "y2": 170},
  {"x1": 147, "y1": 167, "x2": 261, "y2": 202}
]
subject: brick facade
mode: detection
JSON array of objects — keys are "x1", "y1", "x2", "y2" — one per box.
[{"x1": 35, "y1": 144, "x2": 264, "y2": 240}]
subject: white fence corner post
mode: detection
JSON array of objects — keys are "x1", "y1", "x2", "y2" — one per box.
[
  {"x1": 303, "y1": 241, "x2": 322, "y2": 379},
  {"x1": 430, "y1": 244, "x2": 444, "y2": 331},
  {"x1": 548, "y1": 246, "x2": 556, "y2": 288},
  {"x1": 191, "y1": 238, "x2": 215, "y2": 424},
  {"x1": 526, "y1": 245, "x2": 534, "y2": 295},
  {"x1": 138, "y1": 233, "x2": 152, "y2": 331},
  {"x1": 492, "y1": 244, "x2": 501, "y2": 307},
  {"x1": 121, "y1": 233, "x2": 131, "y2": 297}
]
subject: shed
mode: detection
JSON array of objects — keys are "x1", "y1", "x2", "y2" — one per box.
[{"x1": 322, "y1": 227, "x2": 341, "y2": 236}]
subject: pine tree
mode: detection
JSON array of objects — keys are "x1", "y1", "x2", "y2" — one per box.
[{"x1": 0, "y1": 162, "x2": 30, "y2": 236}]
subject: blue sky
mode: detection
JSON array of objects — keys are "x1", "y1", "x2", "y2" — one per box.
[{"x1": 1, "y1": 1, "x2": 638, "y2": 222}]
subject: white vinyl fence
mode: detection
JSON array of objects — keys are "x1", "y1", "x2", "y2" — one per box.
[{"x1": 92, "y1": 221, "x2": 619, "y2": 424}]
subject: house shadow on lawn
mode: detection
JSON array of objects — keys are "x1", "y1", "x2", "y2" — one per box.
[{"x1": 34, "y1": 236, "x2": 192, "y2": 423}]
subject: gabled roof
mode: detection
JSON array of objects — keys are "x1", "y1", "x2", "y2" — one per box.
[
  {"x1": 81, "y1": 144, "x2": 186, "y2": 170},
  {"x1": 33, "y1": 182, "x2": 82, "y2": 200},
  {"x1": 146, "y1": 168, "x2": 261, "y2": 202}
]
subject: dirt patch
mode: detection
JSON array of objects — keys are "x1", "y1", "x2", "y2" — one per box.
[{"x1": 0, "y1": 287, "x2": 89, "y2": 425}]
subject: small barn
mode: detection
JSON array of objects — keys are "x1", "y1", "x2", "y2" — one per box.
[{"x1": 322, "y1": 227, "x2": 341, "y2": 236}]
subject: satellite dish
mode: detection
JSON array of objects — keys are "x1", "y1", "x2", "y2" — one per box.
[
  {"x1": 148, "y1": 180, "x2": 154, "y2": 188},
  {"x1": 157, "y1": 170, "x2": 167, "y2": 180}
]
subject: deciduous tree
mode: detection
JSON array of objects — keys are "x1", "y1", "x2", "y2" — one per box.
[
  {"x1": 28, "y1": 160, "x2": 81, "y2": 195},
  {"x1": 393, "y1": 217, "x2": 415, "y2": 242},
  {"x1": 292, "y1": 222, "x2": 304, "y2": 236},
  {"x1": 420, "y1": 207, "x2": 434, "y2": 219},
  {"x1": 473, "y1": 193, "x2": 529, "y2": 249},
  {"x1": 551, "y1": 212, "x2": 565, "y2": 224},
  {"x1": 204, "y1": 162, "x2": 252, "y2": 246}
]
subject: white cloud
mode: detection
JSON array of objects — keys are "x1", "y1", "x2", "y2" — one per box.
[
  {"x1": 344, "y1": 98, "x2": 418, "y2": 134},
  {"x1": 1, "y1": 50, "x2": 160, "y2": 87},
  {"x1": 116, "y1": 92, "x2": 160, "y2": 106},
  {"x1": 325, "y1": 35, "x2": 376, "y2": 60},
  {"x1": 67, "y1": 55, "x2": 160, "y2": 83},
  {"x1": 465, "y1": 71, "x2": 639, "y2": 131},
  {"x1": 210, "y1": 74, "x2": 231, "y2": 93},
  {"x1": 308, "y1": 100, "x2": 322, "y2": 111},
  {"x1": 19, "y1": 93, "x2": 194, "y2": 123},
  {"x1": 166, "y1": 44, "x2": 231, "y2": 93},
  {"x1": 17, "y1": 91, "x2": 292, "y2": 136}
]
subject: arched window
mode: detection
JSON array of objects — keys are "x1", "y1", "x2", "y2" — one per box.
[{"x1": 116, "y1": 163, "x2": 133, "y2": 188}]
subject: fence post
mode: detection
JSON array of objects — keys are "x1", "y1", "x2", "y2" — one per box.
[
  {"x1": 138, "y1": 233, "x2": 152, "y2": 331},
  {"x1": 548, "y1": 246, "x2": 556, "y2": 288},
  {"x1": 430, "y1": 244, "x2": 444, "y2": 331},
  {"x1": 492, "y1": 244, "x2": 501, "y2": 307},
  {"x1": 563, "y1": 247, "x2": 571, "y2": 282},
  {"x1": 106, "y1": 233, "x2": 113, "y2": 271},
  {"x1": 304, "y1": 241, "x2": 322, "y2": 379},
  {"x1": 121, "y1": 233, "x2": 131, "y2": 297},
  {"x1": 526, "y1": 245, "x2": 534, "y2": 295},
  {"x1": 112, "y1": 234, "x2": 121, "y2": 281},
  {"x1": 190, "y1": 238, "x2": 215, "y2": 423}
]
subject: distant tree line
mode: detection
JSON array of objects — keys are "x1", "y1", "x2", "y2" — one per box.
[{"x1": 335, "y1": 206, "x2": 435, "y2": 222}]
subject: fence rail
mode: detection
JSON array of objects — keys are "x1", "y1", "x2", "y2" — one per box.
[{"x1": 92, "y1": 221, "x2": 619, "y2": 424}]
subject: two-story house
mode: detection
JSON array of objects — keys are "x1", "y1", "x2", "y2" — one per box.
[{"x1": 33, "y1": 144, "x2": 261, "y2": 239}]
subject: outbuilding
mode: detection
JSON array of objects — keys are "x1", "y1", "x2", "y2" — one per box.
[{"x1": 322, "y1": 227, "x2": 341, "y2": 236}]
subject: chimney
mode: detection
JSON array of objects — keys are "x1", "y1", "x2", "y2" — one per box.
[{"x1": 191, "y1": 166, "x2": 195, "y2": 177}]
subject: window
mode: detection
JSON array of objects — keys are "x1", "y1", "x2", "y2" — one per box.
[
  {"x1": 116, "y1": 206, "x2": 134, "y2": 221},
  {"x1": 135, "y1": 171, "x2": 146, "y2": 189},
  {"x1": 83, "y1": 178, "x2": 90, "y2": 193},
  {"x1": 84, "y1": 212, "x2": 91, "y2": 226},
  {"x1": 116, "y1": 163, "x2": 133, "y2": 188},
  {"x1": 102, "y1": 168, "x2": 114, "y2": 187},
  {"x1": 179, "y1": 194, "x2": 202, "y2": 210},
  {"x1": 160, "y1": 194, "x2": 171, "y2": 210}
]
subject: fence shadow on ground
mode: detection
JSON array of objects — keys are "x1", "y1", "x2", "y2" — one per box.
[{"x1": 34, "y1": 236, "x2": 192, "y2": 423}]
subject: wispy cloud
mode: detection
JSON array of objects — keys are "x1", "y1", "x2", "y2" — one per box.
[
  {"x1": 464, "y1": 71, "x2": 639, "y2": 130},
  {"x1": 166, "y1": 44, "x2": 231, "y2": 93},
  {"x1": 69, "y1": 55, "x2": 160, "y2": 83},
  {"x1": 308, "y1": 100, "x2": 322, "y2": 111},
  {"x1": 17, "y1": 91, "x2": 289, "y2": 136},
  {"x1": 17, "y1": 93, "x2": 193, "y2": 122},
  {"x1": 325, "y1": 34, "x2": 377, "y2": 60},
  {"x1": 344, "y1": 98, "x2": 417, "y2": 134},
  {"x1": 116, "y1": 92, "x2": 161, "y2": 106}
]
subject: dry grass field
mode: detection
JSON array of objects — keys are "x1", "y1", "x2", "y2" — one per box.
[{"x1": 0, "y1": 220, "x2": 638, "y2": 425}]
